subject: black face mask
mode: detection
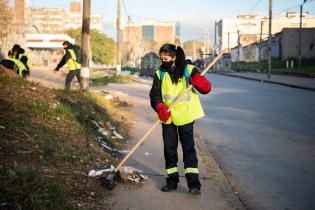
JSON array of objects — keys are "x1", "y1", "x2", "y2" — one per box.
[{"x1": 161, "y1": 60, "x2": 174, "y2": 69}]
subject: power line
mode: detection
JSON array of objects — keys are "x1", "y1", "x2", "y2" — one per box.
[
  {"x1": 281, "y1": 0, "x2": 314, "y2": 12},
  {"x1": 122, "y1": 0, "x2": 129, "y2": 19},
  {"x1": 248, "y1": 0, "x2": 263, "y2": 13}
]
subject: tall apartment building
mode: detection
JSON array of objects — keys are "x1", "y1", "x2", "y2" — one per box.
[
  {"x1": 122, "y1": 20, "x2": 178, "y2": 67},
  {"x1": 123, "y1": 20, "x2": 176, "y2": 44},
  {"x1": 215, "y1": 12, "x2": 315, "y2": 51},
  {"x1": 25, "y1": 2, "x2": 103, "y2": 34}
]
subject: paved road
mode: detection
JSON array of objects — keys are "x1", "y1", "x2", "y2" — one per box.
[{"x1": 197, "y1": 74, "x2": 315, "y2": 210}]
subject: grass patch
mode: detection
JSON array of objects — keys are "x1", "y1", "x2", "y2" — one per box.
[
  {"x1": 232, "y1": 59, "x2": 315, "y2": 74},
  {"x1": 122, "y1": 66, "x2": 140, "y2": 74},
  {"x1": 0, "y1": 166, "x2": 77, "y2": 210},
  {"x1": 90, "y1": 74, "x2": 138, "y2": 86},
  {"x1": 0, "y1": 75, "x2": 130, "y2": 209}
]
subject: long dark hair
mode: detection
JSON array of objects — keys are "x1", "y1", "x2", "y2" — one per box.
[{"x1": 159, "y1": 43, "x2": 185, "y2": 84}]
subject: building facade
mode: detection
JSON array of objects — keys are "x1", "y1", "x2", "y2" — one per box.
[
  {"x1": 26, "y1": 34, "x2": 75, "y2": 66},
  {"x1": 215, "y1": 13, "x2": 315, "y2": 52},
  {"x1": 123, "y1": 20, "x2": 176, "y2": 44},
  {"x1": 122, "y1": 20, "x2": 177, "y2": 67},
  {"x1": 25, "y1": 2, "x2": 103, "y2": 34},
  {"x1": 231, "y1": 28, "x2": 315, "y2": 62}
]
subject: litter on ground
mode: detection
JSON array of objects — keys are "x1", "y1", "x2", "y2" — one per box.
[
  {"x1": 96, "y1": 137, "x2": 129, "y2": 154},
  {"x1": 88, "y1": 165, "x2": 148, "y2": 185}
]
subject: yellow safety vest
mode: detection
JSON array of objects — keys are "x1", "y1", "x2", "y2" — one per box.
[
  {"x1": 66, "y1": 49, "x2": 81, "y2": 71},
  {"x1": 156, "y1": 64, "x2": 205, "y2": 126},
  {"x1": 8, "y1": 58, "x2": 28, "y2": 76}
]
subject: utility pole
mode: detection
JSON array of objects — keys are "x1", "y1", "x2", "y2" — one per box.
[
  {"x1": 260, "y1": 20, "x2": 264, "y2": 42},
  {"x1": 267, "y1": 0, "x2": 272, "y2": 79},
  {"x1": 126, "y1": 15, "x2": 131, "y2": 66},
  {"x1": 81, "y1": 0, "x2": 91, "y2": 91},
  {"x1": 214, "y1": 21, "x2": 217, "y2": 50},
  {"x1": 237, "y1": 30, "x2": 240, "y2": 62},
  {"x1": 228, "y1": 32, "x2": 230, "y2": 53},
  {"x1": 116, "y1": 0, "x2": 121, "y2": 75},
  {"x1": 193, "y1": 40, "x2": 196, "y2": 61},
  {"x1": 299, "y1": 0, "x2": 308, "y2": 70}
]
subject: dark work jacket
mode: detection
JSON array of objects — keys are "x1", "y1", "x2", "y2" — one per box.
[{"x1": 56, "y1": 46, "x2": 72, "y2": 70}]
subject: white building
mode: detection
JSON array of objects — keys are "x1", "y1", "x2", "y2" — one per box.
[
  {"x1": 26, "y1": 34, "x2": 75, "y2": 67},
  {"x1": 215, "y1": 12, "x2": 315, "y2": 52},
  {"x1": 26, "y1": 2, "x2": 103, "y2": 34}
]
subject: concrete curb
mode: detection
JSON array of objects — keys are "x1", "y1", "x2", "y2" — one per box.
[{"x1": 216, "y1": 72, "x2": 315, "y2": 92}]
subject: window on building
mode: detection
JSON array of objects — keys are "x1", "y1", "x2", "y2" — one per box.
[{"x1": 142, "y1": 25, "x2": 154, "y2": 40}]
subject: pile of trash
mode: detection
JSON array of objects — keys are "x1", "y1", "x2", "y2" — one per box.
[
  {"x1": 96, "y1": 137, "x2": 129, "y2": 154},
  {"x1": 118, "y1": 166, "x2": 148, "y2": 184},
  {"x1": 92, "y1": 120, "x2": 128, "y2": 154},
  {"x1": 92, "y1": 120, "x2": 124, "y2": 140},
  {"x1": 88, "y1": 165, "x2": 148, "y2": 184}
]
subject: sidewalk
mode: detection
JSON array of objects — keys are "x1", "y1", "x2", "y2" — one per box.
[
  {"x1": 217, "y1": 71, "x2": 315, "y2": 91},
  {"x1": 95, "y1": 81, "x2": 245, "y2": 210}
]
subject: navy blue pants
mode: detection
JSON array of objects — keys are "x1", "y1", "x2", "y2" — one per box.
[
  {"x1": 162, "y1": 122, "x2": 201, "y2": 189},
  {"x1": 65, "y1": 69, "x2": 80, "y2": 89}
]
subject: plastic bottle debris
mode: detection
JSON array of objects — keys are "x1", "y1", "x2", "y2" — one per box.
[
  {"x1": 92, "y1": 121, "x2": 124, "y2": 140},
  {"x1": 113, "y1": 130, "x2": 124, "y2": 140},
  {"x1": 97, "y1": 127, "x2": 108, "y2": 136},
  {"x1": 105, "y1": 121, "x2": 115, "y2": 130},
  {"x1": 88, "y1": 165, "x2": 115, "y2": 177},
  {"x1": 96, "y1": 137, "x2": 129, "y2": 154}
]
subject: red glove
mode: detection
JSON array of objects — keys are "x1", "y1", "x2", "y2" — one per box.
[
  {"x1": 190, "y1": 73, "x2": 211, "y2": 94},
  {"x1": 155, "y1": 103, "x2": 171, "y2": 122}
]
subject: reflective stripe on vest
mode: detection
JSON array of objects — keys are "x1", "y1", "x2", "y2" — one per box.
[
  {"x1": 184, "y1": 168, "x2": 199, "y2": 174},
  {"x1": 8, "y1": 58, "x2": 27, "y2": 76},
  {"x1": 156, "y1": 64, "x2": 204, "y2": 126},
  {"x1": 66, "y1": 49, "x2": 81, "y2": 70},
  {"x1": 166, "y1": 167, "x2": 178, "y2": 175}
]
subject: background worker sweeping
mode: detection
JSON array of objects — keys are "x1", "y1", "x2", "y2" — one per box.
[
  {"x1": 150, "y1": 43, "x2": 211, "y2": 195},
  {"x1": 54, "y1": 41, "x2": 81, "y2": 90}
]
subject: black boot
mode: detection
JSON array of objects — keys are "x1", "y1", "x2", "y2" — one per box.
[
  {"x1": 161, "y1": 177, "x2": 178, "y2": 192},
  {"x1": 161, "y1": 184, "x2": 177, "y2": 192},
  {"x1": 189, "y1": 187, "x2": 201, "y2": 195}
]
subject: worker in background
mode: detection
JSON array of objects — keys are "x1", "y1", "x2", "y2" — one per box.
[
  {"x1": 150, "y1": 43, "x2": 211, "y2": 195},
  {"x1": 6, "y1": 50, "x2": 29, "y2": 78},
  {"x1": 54, "y1": 41, "x2": 81, "y2": 90},
  {"x1": 10, "y1": 44, "x2": 30, "y2": 76}
]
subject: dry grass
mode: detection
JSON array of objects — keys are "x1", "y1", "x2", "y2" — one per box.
[{"x1": 0, "y1": 75, "x2": 131, "y2": 209}]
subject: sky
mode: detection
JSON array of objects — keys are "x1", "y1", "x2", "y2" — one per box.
[{"x1": 27, "y1": 0, "x2": 315, "y2": 44}]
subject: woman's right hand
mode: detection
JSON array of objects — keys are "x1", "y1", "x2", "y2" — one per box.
[{"x1": 155, "y1": 103, "x2": 171, "y2": 122}]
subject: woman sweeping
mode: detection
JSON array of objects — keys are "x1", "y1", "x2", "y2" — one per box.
[{"x1": 150, "y1": 43, "x2": 211, "y2": 195}]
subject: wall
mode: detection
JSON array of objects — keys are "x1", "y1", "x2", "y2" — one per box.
[{"x1": 281, "y1": 28, "x2": 315, "y2": 60}]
